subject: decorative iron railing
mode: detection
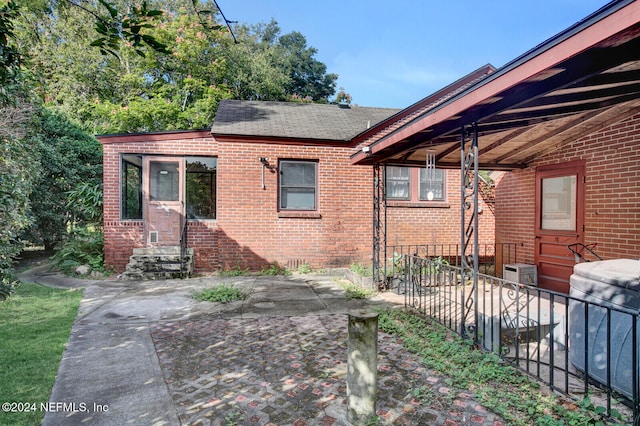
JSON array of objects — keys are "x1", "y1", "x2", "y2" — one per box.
[
  {"x1": 384, "y1": 243, "x2": 521, "y2": 287},
  {"x1": 396, "y1": 253, "x2": 639, "y2": 424}
]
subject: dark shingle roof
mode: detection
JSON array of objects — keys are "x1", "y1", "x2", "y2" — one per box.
[{"x1": 211, "y1": 100, "x2": 400, "y2": 142}]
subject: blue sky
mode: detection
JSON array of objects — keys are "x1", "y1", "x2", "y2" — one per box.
[{"x1": 221, "y1": 1, "x2": 610, "y2": 109}]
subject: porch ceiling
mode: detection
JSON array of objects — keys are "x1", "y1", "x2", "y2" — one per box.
[{"x1": 352, "y1": 0, "x2": 640, "y2": 170}]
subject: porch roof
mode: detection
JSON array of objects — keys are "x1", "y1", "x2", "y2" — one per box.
[
  {"x1": 351, "y1": 0, "x2": 640, "y2": 170},
  {"x1": 211, "y1": 99, "x2": 400, "y2": 144}
]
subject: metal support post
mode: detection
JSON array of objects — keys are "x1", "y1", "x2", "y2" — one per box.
[
  {"x1": 372, "y1": 164, "x2": 387, "y2": 290},
  {"x1": 460, "y1": 123, "x2": 480, "y2": 341}
]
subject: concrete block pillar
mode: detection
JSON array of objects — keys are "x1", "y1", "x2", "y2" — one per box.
[{"x1": 347, "y1": 310, "x2": 378, "y2": 424}]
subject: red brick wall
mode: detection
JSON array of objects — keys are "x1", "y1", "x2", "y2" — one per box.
[
  {"x1": 215, "y1": 141, "x2": 373, "y2": 270},
  {"x1": 101, "y1": 134, "x2": 491, "y2": 272},
  {"x1": 101, "y1": 134, "x2": 219, "y2": 272},
  {"x1": 496, "y1": 113, "x2": 640, "y2": 263},
  {"x1": 385, "y1": 170, "x2": 496, "y2": 248}
]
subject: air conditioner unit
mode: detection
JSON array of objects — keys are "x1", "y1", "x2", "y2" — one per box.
[{"x1": 503, "y1": 263, "x2": 537, "y2": 286}]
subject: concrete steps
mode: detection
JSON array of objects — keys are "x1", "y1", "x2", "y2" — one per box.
[{"x1": 121, "y1": 246, "x2": 194, "y2": 280}]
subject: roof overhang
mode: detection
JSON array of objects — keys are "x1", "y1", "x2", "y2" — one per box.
[
  {"x1": 352, "y1": 0, "x2": 640, "y2": 170},
  {"x1": 96, "y1": 129, "x2": 212, "y2": 144}
]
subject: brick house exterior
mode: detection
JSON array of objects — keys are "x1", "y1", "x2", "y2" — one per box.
[
  {"x1": 496, "y1": 112, "x2": 640, "y2": 265},
  {"x1": 384, "y1": 169, "x2": 496, "y2": 248},
  {"x1": 100, "y1": 131, "x2": 220, "y2": 273},
  {"x1": 350, "y1": 0, "x2": 640, "y2": 293},
  {"x1": 99, "y1": 100, "x2": 496, "y2": 274}
]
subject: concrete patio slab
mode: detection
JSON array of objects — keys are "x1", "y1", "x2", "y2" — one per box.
[{"x1": 18, "y1": 267, "x2": 504, "y2": 426}]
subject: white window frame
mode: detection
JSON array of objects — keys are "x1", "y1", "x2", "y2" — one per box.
[
  {"x1": 419, "y1": 168, "x2": 445, "y2": 201},
  {"x1": 386, "y1": 166, "x2": 411, "y2": 200}
]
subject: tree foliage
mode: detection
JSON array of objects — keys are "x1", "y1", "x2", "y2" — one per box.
[
  {"x1": 0, "y1": 102, "x2": 38, "y2": 288},
  {"x1": 221, "y1": 20, "x2": 337, "y2": 103},
  {"x1": 90, "y1": 0, "x2": 170, "y2": 57},
  {"x1": 277, "y1": 30, "x2": 338, "y2": 102},
  {"x1": 0, "y1": 1, "x2": 21, "y2": 105},
  {"x1": 24, "y1": 110, "x2": 103, "y2": 250},
  {"x1": 15, "y1": 1, "x2": 339, "y2": 133}
]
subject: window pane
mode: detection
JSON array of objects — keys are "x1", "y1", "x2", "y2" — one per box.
[
  {"x1": 281, "y1": 162, "x2": 315, "y2": 186},
  {"x1": 280, "y1": 161, "x2": 317, "y2": 210},
  {"x1": 419, "y1": 168, "x2": 445, "y2": 201},
  {"x1": 387, "y1": 166, "x2": 409, "y2": 180},
  {"x1": 187, "y1": 157, "x2": 217, "y2": 172},
  {"x1": 387, "y1": 181, "x2": 410, "y2": 199},
  {"x1": 186, "y1": 172, "x2": 216, "y2": 219},
  {"x1": 281, "y1": 188, "x2": 315, "y2": 210},
  {"x1": 542, "y1": 175, "x2": 576, "y2": 231},
  {"x1": 121, "y1": 155, "x2": 142, "y2": 219},
  {"x1": 186, "y1": 157, "x2": 217, "y2": 219},
  {"x1": 149, "y1": 161, "x2": 179, "y2": 201},
  {"x1": 386, "y1": 166, "x2": 410, "y2": 200}
]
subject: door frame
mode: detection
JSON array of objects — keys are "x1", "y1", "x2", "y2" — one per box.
[
  {"x1": 534, "y1": 160, "x2": 585, "y2": 293},
  {"x1": 142, "y1": 156, "x2": 185, "y2": 247}
]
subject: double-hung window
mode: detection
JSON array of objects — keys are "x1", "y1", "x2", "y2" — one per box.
[
  {"x1": 386, "y1": 166, "x2": 446, "y2": 202},
  {"x1": 279, "y1": 160, "x2": 317, "y2": 210},
  {"x1": 386, "y1": 166, "x2": 411, "y2": 200},
  {"x1": 419, "y1": 168, "x2": 445, "y2": 201}
]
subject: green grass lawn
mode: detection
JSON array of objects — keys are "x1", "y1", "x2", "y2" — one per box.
[{"x1": 0, "y1": 283, "x2": 82, "y2": 426}]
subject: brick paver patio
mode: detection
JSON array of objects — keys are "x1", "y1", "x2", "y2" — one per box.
[{"x1": 151, "y1": 314, "x2": 505, "y2": 425}]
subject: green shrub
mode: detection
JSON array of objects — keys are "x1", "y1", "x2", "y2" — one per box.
[
  {"x1": 296, "y1": 263, "x2": 313, "y2": 274},
  {"x1": 350, "y1": 262, "x2": 372, "y2": 277},
  {"x1": 0, "y1": 280, "x2": 19, "y2": 301},
  {"x1": 256, "y1": 263, "x2": 291, "y2": 276},
  {"x1": 193, "y1": 284, "x2": 245, "y2": 303},
  {"x1": 336, "y1": 279, "x2": 376, "y2": 299},
  {"x1": 218, "y1": 265, "x2": 249, "y2": 277},
  {"x1": 51, "y1": 228, "x2": 105, "y2": 275}
]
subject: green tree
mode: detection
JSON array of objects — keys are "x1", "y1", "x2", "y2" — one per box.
[
  {"x1": 0, "y1": 0, "x2": 167, "y2": 287},
  {"x1": 276, "y1": 31, "x2": 338, "y2": 102},
  {"x1": 221, "y1": 20, "x2": 290, "y2": 101},
  {"x1": 16, "y1": 0, "x2": 233, "y2": 132},
  {"x1": 22, "y1": 110, "x2": 103, "y2": 250},
  {"x1": 222, "y1": 20, "x2": 338, "y2": 103},
  {"x1": 0, "y1": 2, "x2": 35, "y2": 291},
  {"x1": 0, "y1": 101, "x2": 38, "y2": 290},
  {"x1": 15, "y1": 3, "x2": 339, "y2": 133},
  {"x1": 12, "y1": 0, "x2": 169, "y2": 58},
  {"x1": 0, "y1": 1, "x2": 21, "y2": 105}
]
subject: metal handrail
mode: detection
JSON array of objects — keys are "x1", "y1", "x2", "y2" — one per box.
[
  {"x1": 568, "y1": 243, "x2": 602, "y2": 262},
  {"x1": 179, "y1": 219, "x2": 188, "y2": 279}
]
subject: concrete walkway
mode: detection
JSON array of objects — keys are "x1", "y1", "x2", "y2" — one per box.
[{"x1": 21, "y1": 267, "x2": 504, "y2": 426}]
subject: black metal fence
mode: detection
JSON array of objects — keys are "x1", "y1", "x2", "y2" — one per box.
[{"x1": 393, "y1": 254, "x2": 639, "y2": 424}]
